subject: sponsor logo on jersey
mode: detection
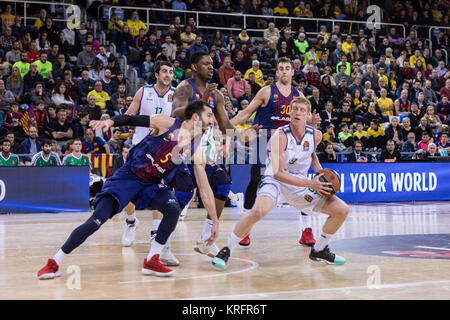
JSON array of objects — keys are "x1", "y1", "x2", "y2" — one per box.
[
  {"x1": 303, "y1": 141, "x2": 309, "y2": 151},
  {"x1": 289, "y1": 158, "x2": 298, "y2": 164}
]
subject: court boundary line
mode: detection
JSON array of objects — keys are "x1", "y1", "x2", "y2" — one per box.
[{"x1": 177, "y1": 279, "x2": 450, "y2": 300}]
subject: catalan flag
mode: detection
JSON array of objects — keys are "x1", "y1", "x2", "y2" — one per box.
[
  {"x1": 88, "y1": 153, "x2": 114, "y2": 177},
  {"x1": 20, "y1": 104, "x2": 38, "y2": 136}
]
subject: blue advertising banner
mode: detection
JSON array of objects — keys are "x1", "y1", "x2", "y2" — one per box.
[
  {"x1": 0, "y1": 167, "x2": 90, "y2": 213},
  {"x1": 230, "y1": 163, "x2": 450, "y2": 203}
]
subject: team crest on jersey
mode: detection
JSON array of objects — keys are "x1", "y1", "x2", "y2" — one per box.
[
  {"x1": 303, "y1": 141, "x2": 309, "y2": 151},
  {"x1": 12, "y1": 160, "x2": 15, "y2": 164},
  {"x1": 196, "y1": 93, "x2": 201, "y2": 99},
  {"x1": 273, "y1": 94, "x2": 278, "y2": 102},
  {"x1": 304, "y1": 194, "x2": 313, "y2": 203},
  {"x1": 168, "y1": 94, "x2": 173, "y2": 102}
]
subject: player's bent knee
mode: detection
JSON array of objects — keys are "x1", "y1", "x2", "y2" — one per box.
[
  {"x1": 249, "y1": 207, "x2": 269, "y2": 221},
  {"x1": 209, "y1": 170, "x2": 232, "y2": 201}
]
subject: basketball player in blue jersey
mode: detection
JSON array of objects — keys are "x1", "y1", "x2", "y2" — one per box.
[
  {"x1": 37, "y1": 101, "x2": 219, "y2": 279},
  {"x1": 230, "y1": 57, "x2": 318, "y2": 247},
  {"x1": 120, "y1": 61, "x2": 184, "y2": 267},
  {"x1": 172, "y1": 51, "x2": 250, "y2": 257},
  {"x1": 213, "y1": 97, "x2": 349, "y2": 269}
]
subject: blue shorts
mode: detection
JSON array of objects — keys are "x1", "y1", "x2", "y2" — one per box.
[
  {"x1": 187, "y1": 163, "x2": 221, "y2": 186},
  {"x1": 94, "y1": 165, "x2": 170, "y2": 212}
]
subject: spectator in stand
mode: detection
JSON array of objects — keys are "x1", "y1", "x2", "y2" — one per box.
[
  {"x1": 380, "y1": 139, "x2": 401, "y2": 162},
  {"x1": 20, "y1": 126, "x2": 41, "y2": 165},
  {"x1": 385, "y1": 116, "x2": 404, "y2": 150},
  {"x1": 440, "y1": 79, "x2": 450, "y2": 102},
  {"x1": 318, "y1": 142, "x2": 337, "y2": 163},
  {"x1": 126, "y1": 11, "x2": 148, "y2": 38},
  {"x1": 13, "y1": 52, "x2": 30, "y2": 79},
  {"x1": 113, "y1": 144, "x2": 131, "y2": 172},
  {"x1": 77, "y1": 69, "x2": 94, "y2": 102},
  {"x1": 367, "y1": 119, "x2": 386, "y2": 151},
  {"x1": 425, "y1": 105, "x2": 443, "y2": 135},
  {"x1": 5, "y1": 101, "x2": 24, "y2": 137},
  {"x1": 83, "y1": 94, "x2": 102, "y2": 121},
  {"x1": 401, "y1": 132, "x2": 419, "y2": 160},
  {"x1": 0, "y1": 138, "x2": 19, "y2": 166},
  {"x1": 107, "y1": 129, "x2": 123, "y2": 153},
  {"x1": 337, "y1": 123, "x2": 355, "y2": 149},
  {"x1": 436, "y1": 95, "x2": 450, "y2": 124},
  {"x1": 227, "y1": 70, "x2": 247, "y2": 106},
  {"x1": 0, "y1": 27, "x2": 16, "y2": 57},
  {"x1": 110, "y1": 84, "x2": 127, "y2": 113},
  {"x1": 35, "y1": 52, "x2": 55, "y2": 90},
  {"x1": 346, "y1": 140, "x2": 368, "y2": 163},
  {"x1": 263, "y1": 23, "x2": 280, "y2": 44},
  {"x1": 34, "y1": 100, "x2": 50, "y2": 138},
  {"x1": 49, "y1": 108, "x2": 73, "y2": 151},
  {"x1": 53, "y1": 54, "x2": 72, "y2": 83},
  {"x1": 35, "y1": 32, "x2": 50, "y2": 52},
  {"x1": 218, "y1": 57, "x2": 235, "y2": 88},
  {"x1": 377, "y1": 88, "x2": 394, "y2": 120},
  {"x1": 72, "y1": 111, "x2": 90, "y2": 139},
  {"x1": 352, "y1": 122, "x2": 369, "y2": 149},
  {"x1": 107, "y1": 13, "x2": 124, "y2": 46},
  {"x1": 23, "y1": 63, "x2": 44, "y2": 94},
  {"x1": 161, "y1": 35, "x2": 177, "y2": 61},
  {"x1": 29, "y1": 82, "x2": 51, "y2": 106},
  {"x1": 51, "y1": 82, "x2": 74, "y2": 107},
  {"x1": 180, "y1": 25, "x2": 196, "y2": 49},
  {"x1": 237, "y1": 83, "x2": 254, "y2": 108},
  {"x1": 425, "y1": 143, "x2": 440, "y2": 160},
  {"x1": 244, "y1": 60, "x2": 264, "y2": 87},
  {"x1": 88, "y1": 81, "x2": 110, "y2": 110},
  {"x1": 437, "y1": 132, "x2": 450, "y2": 153},
  {"x1": 76, "y1": 42, "x2": 96, "y2": 73},
  {"x1": 4, "y1": 131, "x2": 22, "y2": 155},
  {"x1": 418, "y1": 131, "x2": 432, "y2": 151},
  {"x1": 88, "y1": 58, "x2": 104, "y2": 81},
  {"x1": 5, "y1": 40, "x2": 21, "y2": 65},
  {"x1": 101, "y1": 69, "x2": 117, "y2": 97},
  {"x1": 0, "y1": 80, "x2": 15, "y2": 112},
  {"x1": 82, "y1": 127, "x2": 110, "y2": 154}
]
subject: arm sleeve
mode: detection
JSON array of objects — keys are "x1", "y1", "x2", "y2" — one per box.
[{"x1": 111, "y1": 114, "x2": 150, "y2": 127}]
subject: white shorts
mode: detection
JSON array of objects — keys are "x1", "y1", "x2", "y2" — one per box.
[{"x1": 257, "y1": 175, "x2": 327, "y2": 215}]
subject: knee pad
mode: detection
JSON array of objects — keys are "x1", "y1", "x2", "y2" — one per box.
[
  {"x1": 151, "y1": 191, "x2": 180, "y2": 245},
  {"x1": 170, "y1": 172, "x2": 194, "y2": 208},
  {"x1": 209, "y1": 169, "x2": 232, "y2": 201}
]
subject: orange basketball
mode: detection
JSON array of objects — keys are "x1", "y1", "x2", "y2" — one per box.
[{"x1": 315, "y1": 169, "x2": 341, "y2": 197}]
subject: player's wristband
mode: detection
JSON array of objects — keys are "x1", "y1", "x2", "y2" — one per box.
[{"x1": 111, "y1": 115, "x2": 150, "y2": 127}]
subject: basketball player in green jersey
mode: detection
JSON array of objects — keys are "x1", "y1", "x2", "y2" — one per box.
[
  {"x1": 63, "y1": 138, "x2": 92, "y2": 168},
  {"x1": 0, "y1": 139, "x2": 19, "y2": 166},
  {"x1": 31, "y1": 140, "x2": 62, "y2": 167}
]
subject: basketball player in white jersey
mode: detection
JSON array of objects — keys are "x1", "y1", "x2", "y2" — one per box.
[
  {"x1": 121, "y1": 61, "x2": 179, "y2": 266},
  {"x1": 213, "y1": 97, "x2": 349, "y2": 269},
  {"x1": 230, "y1": 57, "x2": 320, "y2": 246}
]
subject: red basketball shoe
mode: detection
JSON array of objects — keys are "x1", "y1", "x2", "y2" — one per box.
[
  {"x1": 37, "y1": 259, "x2": 60, "y2": 280},
  {"x1": 299, "y1": 228, "x2": 316, "y2": 246},
  {"x1": 239, "y1": 234, "x2": 251, "y2": 246},
  {"x1": 142, "y1": 254, "x2": 174, "y2": 277}
]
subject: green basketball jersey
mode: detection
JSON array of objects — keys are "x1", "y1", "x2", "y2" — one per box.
[
  {"x1": 0, "y1": 153, "x2": 19, "y2": 166},
  {"x1": 63, "y1": 153, "x2": 92, "y2": 169},
  {"x1": 31, "y1": 151, "x2": 62, "y2": 167}
]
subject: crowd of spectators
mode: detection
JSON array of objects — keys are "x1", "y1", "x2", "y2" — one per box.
[{"x1": 0, "y1": 0, "x2": 449, "y2": 167}]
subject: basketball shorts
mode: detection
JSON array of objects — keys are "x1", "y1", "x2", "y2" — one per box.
[
  {"x1": 94, "y1": 165, "x2": 170, "y2": 212},
  {"x1": 257, "y1": 175, "x2": 327, "y2": 215}
]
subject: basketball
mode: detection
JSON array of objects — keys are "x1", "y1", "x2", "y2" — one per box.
[{"x1": 315, "y1": 169, "x2": 341, "y2": 197}]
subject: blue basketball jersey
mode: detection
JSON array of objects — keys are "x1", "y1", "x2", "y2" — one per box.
[
  {"x1": 253, "y1": 83, "x2": 300, "y2": 139},
  {"x1": 187, "y1": 78, "x2": 216, "y2": 111},
  {"x1": 126, "y1": 118, "x2": 191, "y2": 181}
]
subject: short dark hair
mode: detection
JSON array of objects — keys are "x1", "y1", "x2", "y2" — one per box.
[
  {"x1": 41, "y1": 139, "x2": 52, "y2": 147},
  {"x1": 189, "y1": 51, "x2": 209, "y2": 67},
  {"x1": 154, "y1": 60, "x2": 173, "y2": 74},
  {"x1": 0, "y1": 139, "x2": 10, "y2": 145},
  {"x1": 184, "y1": 100, "x2": 211, "y2": 120},
  {"x1": 276, "y1": 57, "x2": 292, "y2": 68}
]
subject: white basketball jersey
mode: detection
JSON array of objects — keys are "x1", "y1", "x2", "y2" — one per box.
[
  {"x1": 264, "y1": 124, "x2": 316, "y2": 178},
  {"x1": 133, "y1": 84, "x2": 175, "y2": 145}
]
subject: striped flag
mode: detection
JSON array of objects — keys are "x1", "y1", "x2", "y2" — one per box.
[
  {"x1": 88, "y1": 153, "x2": 114, "y2": 177},
  {"x1": 20, "y1": 104, "x2": 38, "y2": 136}
]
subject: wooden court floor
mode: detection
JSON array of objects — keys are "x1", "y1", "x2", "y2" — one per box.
[{"x1": 1, "y1": 201, "x2": 450, "y2": 300}]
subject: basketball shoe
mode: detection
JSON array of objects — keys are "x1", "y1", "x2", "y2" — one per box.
[
  {"x1": 309, "y1": 246, "x2": 346, "y2": 265},
  {"x1": 229, "y1": 192, "x2": 245, "y2": 214},
  {"x1": 122, "y1": 218, "x2": 140, "y2": 247},
  {"x1": 194, "y1": 238, "x2": 219, "y2": 257},
  {"x1": 212, "y1": 247, "x2": 231, "y2": 270},
  {"x1": 37, "y1": 259, "x2": 60, "y2": 280},
  {"x1": 299, "y1": 228, "x2": 316, "y2": 246},
  {"x1": 239, "y1": 234, "x2": 251, "y2": 246},
  {"x1": 179, "y1": 205, "x2": 188, "y2": 221},
  {"x1": 142, "y1": 255, "x2": 174, "y2": 276},
  {"x1": 160, "y1": 244, "x2": 180, "y2": 266}
]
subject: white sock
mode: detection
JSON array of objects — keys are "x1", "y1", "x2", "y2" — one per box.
[
  {"x1": 313, "y1": 232, "x2": 333, "y2": 251},
  {"x1": 53, "y1": 249, "x2": 66, "y2": 266},
  {"x1": 226, "y1": 232, "x2": 243, "y2": 251},
  {"x1": 201, "y1": 219, "x2": 214, "y2": 241},
  {"x1": 126, "y1": 213, "x2": 136, "y2": 223},
  {"x1": 153, "y1": 219, "x2": 161, "y2": 232},
  {"x1": 302, "y1": 214, "x2": 311, "y2": 230},
  {"x1": 147, "y1": 239, "x2": 165, "y2": 261},
  {"x1": 228, "y1": 190, "x2": 237, "y2": 202}
]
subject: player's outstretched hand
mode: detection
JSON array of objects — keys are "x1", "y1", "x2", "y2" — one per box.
[
  {"x1": 90, "y1": 119, "x2": 114, "y2": 132},
  {"x1": 206, "y1": 220, "x2": 219, "y2": 245},
  {"x1": 310, "y1": 173, "x2": 333, "y2": 197}
]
